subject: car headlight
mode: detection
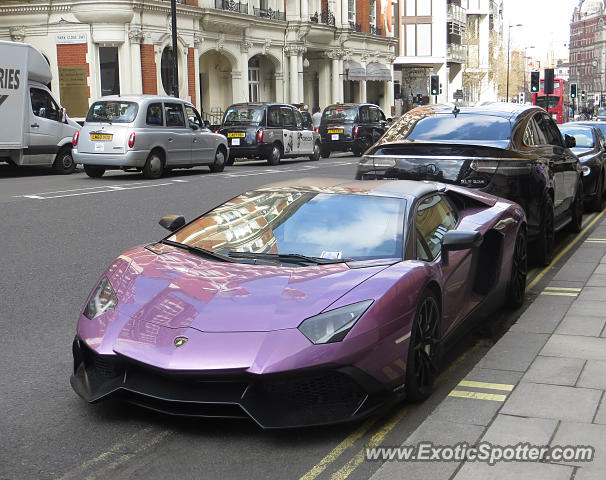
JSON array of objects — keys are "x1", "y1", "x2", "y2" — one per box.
[
  {"x1": 582, "y1": 165, "x2": 591, "y2": 176},
  {"x1": 298, "y1": 300, "x2": 373, "y2": 344},
  {"x1": 83, "y1": 277, "x2": 118, "y2": 319}
]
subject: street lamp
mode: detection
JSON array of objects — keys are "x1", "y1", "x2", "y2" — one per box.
[
  {"x1": 170, "y1": 0, "x2": 179, "y2": 97},
  {"x1": 506, "y1": 23, "x2": 523, "y2": 101}
]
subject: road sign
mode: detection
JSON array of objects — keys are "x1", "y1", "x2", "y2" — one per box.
[{"x1": 453, "y1": 89, "x2": 464, "y2": 100}]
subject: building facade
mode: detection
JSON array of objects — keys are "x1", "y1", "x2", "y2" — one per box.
[{"x1": 0, "y1": 0, "x2": 396, "y2": 121}]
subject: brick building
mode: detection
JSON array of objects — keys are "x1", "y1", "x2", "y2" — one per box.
[{"x1": 0, "y1": 0, "x2": 396, "y2": 121}]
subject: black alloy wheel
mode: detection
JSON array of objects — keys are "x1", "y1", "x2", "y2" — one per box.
[
  {"x1": 567, "y1": 181, "x2": 584, "y2": 233},
  {"x1": 405, "y1": 291, "x2": 441, "y2": 402},
  {"x1": 507, "y1": 227, "x2": 528, "y2": 310},
  {"x1": 52, "y1": 147, "x2": 76, "y2": 174},
  {"x1": 590, "y1": 172, "x2": 604, "y2": 212},
  {"x1": 309, "y1": 142, "x2": 320, "y2": 161},
  {"x1": 267, "y1": 143, "x2": 281, "y2": 166},
  {"x1": 83, "y1": 165, "x2": 106, "y2": 178},
  {"x1": 533, "y1": 193, "x2": 555, "y2": 267}
]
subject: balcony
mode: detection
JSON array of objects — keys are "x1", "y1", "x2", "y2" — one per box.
[
  {"x1": 214, "y1": 0, "x2": 248, "y2": 14},
  {"x1": 369, "y1": 24, "x2": 383, "y2": 35},
  {"x1": 253, "y1": 7, "x2": 285, "y2": 20},
  {"x1": 448, "y1": 4, "x2": 467, "y2": 24},
  {"x1": 349, "y1": 21, "x2": 362, "y2": 32},
  {"x1": 310, "y1": 8, "x2": 335, "y2": 26},
  {"x1": 447, "y1": 43, "x2": 467, "y2": 63}
]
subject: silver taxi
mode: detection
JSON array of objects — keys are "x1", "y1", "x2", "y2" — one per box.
[{"x1": 73, "y1": 95, "x2": 229, "y2": 178}]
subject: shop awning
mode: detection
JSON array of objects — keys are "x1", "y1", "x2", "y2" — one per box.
[
  {"x1": 343, "y1": 60, "x2": 366, "y2": 81},
  {"x1": 366, "y1": 62, "x2": 392, "y2": 81}
]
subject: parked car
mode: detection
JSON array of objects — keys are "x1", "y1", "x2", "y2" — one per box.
[
  {"x1": 318, "y1": 103, "x2": 390, "y2": 158},
  {"x1": 355, "y1": 103, "x2": 583, "y2": 266},
  {"x1": 70, "y1": 178, "x2": 526, "y2": 428},
  {"x1": 574, "y1": 120, "x2": 606, "y2": 138},
  {"x1": 218, "y1": 103, "x2": 321, "y2": 165},
  {"x1": 73, "y1": 95, "x2": 228, "y2": 179},
  {"x1": 595, "y1": 108, "x2": 606, "y2": 122},
  {"x1": 559, "y1": 124, "x2": 606, "y2": 211},
  {"x1": 0, "y1": 40, "x2": 79, "y2": 174}
]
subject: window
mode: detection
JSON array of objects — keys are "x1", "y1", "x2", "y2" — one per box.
[
  {"x1": 281, "y1": 107, "x2": 296, "y2": 128},
  {"x1": 415, "y1": 195, "x2": 458, "y2": 260},
  {"x1": 164, "y1": 103, "x2": 185, "y2": 127},
  {"x1": 369, "y1": 107, "x2": 382, "y2": 122},
  {"x1": 359, "y1": 106, "x2": 370, "y2": 122},
  {"x1": 85, "y1": 101, "x2": 138, "y2": 123},
  {"x1": 405, "y1": 0, "x2": 431, "y2": 16},
  {"x1": 99, "y1": 46, "x2": 120, "y2": 96},
  {"x1": 369, "y1": 0, "x2": 376, "y2": 27},
  {"x1": 348, "y1": 0, "x2": 356, "y2": 23},
  {"x1": 405, "y1": 24, "x2": 432, "y2": 56},
  {"x1": 248, "y1": 57, "x2": 260, "y2": 102},
  {"x1": 30, "y1": 88, "x2": 60, "y2": 121},
  {"x1": 160, "y1": 47, "x2": 177, "y2": 96},
  {"x1": 294, "y1": 110, "x2": 304, "y2": 129},
  {"x1": 268, "y1": 106, "x2": 281, "y2": 127},
  {"x1": 185, "y1": 105, "x2": 203, "y2": 128},
  {"x1": 534, "y1": 113, "x2": 562, "y2": 146},
  {"x1": 146, "y1": 103, "x2": 164, "y2": 126}
]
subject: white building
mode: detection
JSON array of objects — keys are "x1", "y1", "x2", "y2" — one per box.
[{"x1": 0, "y1": 0, "x2": 396, "y2": 121}]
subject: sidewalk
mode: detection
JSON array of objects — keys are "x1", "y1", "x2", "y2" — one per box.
[{"x1": 370, "y1": 219, "x2": 606, "y2": 480}]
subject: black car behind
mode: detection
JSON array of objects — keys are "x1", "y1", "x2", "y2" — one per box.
[{"x1": 355, "y1": 103, "x2": 583, "y2": 266}]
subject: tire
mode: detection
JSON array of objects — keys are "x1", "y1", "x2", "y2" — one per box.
[
  {"x1": 352, "y1": 138, "x2": 369, "y2": 157},
  {"x1": 320, "y1": 147, "x2": 331, "y2": 158},
  {"x1": 590, "y1": 172, "x2": 603, "y2": 212},
  {"x1": 142, "y1": 151, "x2": 164, "y2": 179},
  {"x1": 226, "y1": 154, "x2": 235, "y2": 166},
  {"x1": 83, "y1": 165, "x2": 105, "y2": 178},
  {"x1": 210, "y1": 148, "x2": 226, "y2": 173},
  {"x1": 567, "y1": 181, "x2": 583, "y2": 233},
  {"x1": 506, "y1": 227, "x2": 528, "y2": 310},
  {"x1": 532, "y1": 193, "x2": 555, "y2": 267},
  {"x1": 309, "y1": 142, "x2": 320, "y2": 161},
  {"x1": 405, "y1": 290, "x2": 441, "y2": 402},
  {"x1": 267, "y1": 143, "x2": 281, "y2": 166},
  {"x1": 52, "y1": 147, "x2": 76, "y2": 174}
]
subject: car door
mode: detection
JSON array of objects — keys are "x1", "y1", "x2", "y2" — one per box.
[
  {"x1": 281, "y1": 106, "x2": 296, "y2": 155},
  {"x1": 294, "y1": 109, "x2": 314, "y2": 155},
  {"x1": 26, "y1": 87, "x2": 63, "y2": 165},
  {"x1": 163, "y1": 102, "x2": 191, "y2": 165},
  {"x1": 414, "y1": 194, "x2": 475, "y2": 336},
  {"x1": 369, "y1": 106, "x2": 384, "y2": 145},
  {"x1": 186, "y1": 104, "x2": 213, "y2": 164}
]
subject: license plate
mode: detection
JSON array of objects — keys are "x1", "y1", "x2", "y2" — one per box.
[
  {"x1": 327, "y1": 129, "x2": 343, "y2": 134},
  {"x1": 90, "y1": 134, "x2": 113, "y2": 141},
  {"x1": 228, "y1": 132, "x2": 245, "y2": 138},
  {"x1": 331, "y1": 134, "x2": 339, "y2": 141},
  {"x1": 231, "y1": 138, "x2": 240, "y2": 146}
]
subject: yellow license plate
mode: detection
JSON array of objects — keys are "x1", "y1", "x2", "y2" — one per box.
[
  {"x1": 228, "y1": 132, "x2": 245, "y2": 138},
  {"x1": 327, "y1": 129, "x2": 343, "y2": 134},
  {"x1": 90, "y1": 134, "x2": 113, "y2": 141}
]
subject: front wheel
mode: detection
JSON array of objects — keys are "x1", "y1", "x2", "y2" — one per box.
[
  {"x1": 209, "y1": 148, "x2": 226, "y2": 173},
  {"x1": 83, "y1": 165, "x2": 105, "y2": 178},
  {"x1": 267, "y1": 144, "x2": 281, "y2": 166},
  {"x1": 405, "y1": 290, "x2": 441, "y2": 402},
  {"x1": 567, "y1": 181, "x2": 583, "y2": 233},
  {"x1": 142, "y1": 151, "x2": 164, "y2": 179},
  {"x1": 309, "y1": 142, "x2": 320, "y2": 161},
  {"x1": 52, "y1": 147, "x2": 76, "y2": 174},
  {"x1": 532, "y1": 193, "x2": 554, "y2": 266},
  {"x1": 506, "y1": 227, "x2": 528, "y2": 310}
]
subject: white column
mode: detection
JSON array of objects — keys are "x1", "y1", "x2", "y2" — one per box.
[
  {"x1": 341, "y1": 0, "x2": 349, "y2": 26},
  {"x1": 302, "y1": 0, "x2": 309, "y2": 20},
  {"x1": 298, "y1": 54, "x2": 304, "y2": 104},
  {"x1": 290, "y1": 51, "x2": 299, "y2": 103},
  {"x1": 338, "y1": 58, "x2": 344, "y2": 102},
  {"x1": 331, "y1": 56, "x2": 339, "y2": 103},
  {"x1": 129, "y1": 36, "x2": 143, "y2": 94},
  {"x1": 318, "y1": 60, "x2": 331, "y2": 108},
  {"x1": 240, "y1": 42, "x2": 250, "y2": 103},
  {"x1": 275, "y1": 72, "x2": 284, "y2": 102},
  {"x1": 383, "y1": 80, "x2": 394, "y2": 116},
  {"x1": 360, "y1": 80, "x2": 367, "y2": 102},
  {"x1": 232, "y1": 72, "x2": 245, "y2": 103}
]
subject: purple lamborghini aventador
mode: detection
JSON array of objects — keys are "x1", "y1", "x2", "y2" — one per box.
[{"x1": 71, "y1": 178, "x2": 527, "y2": 428}]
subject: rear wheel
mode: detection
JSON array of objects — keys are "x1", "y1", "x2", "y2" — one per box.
[
  {"x1": 533, "y1": 193, "x2": 555, "y2": 266},
  {"x1": 405, "y1": 290, "x2": 441, "y2": 402},
  {"x1": 226, "y1": 154, "x2": 235, "y2": 166},
  {"x1": 309, "y1": 142, "x2": 320, "y2": 161},
  {"x1": 590, "y1": 172, "x2": 603, "y2": 212},
  {"x1": 83, "y1": 165, "x2": 105, "y2": 178},
  {"x1": 267, "y1": 143, "x2": 281, "y2": 166},
  {"x1": 567, "y1": 181, "x2": 583, "y2": 233},
  {"x1": 142, "y1": 151, "x2": 164, "y2": 179},
  {"x1": 209, "y1": 148, "x2": 226, "y2": 173},
  {"x1": 52, "y1": 147, "x2": 76, "y2": 174},
  {"x1": 507, "y1": 227, "x2": 528, "y2": 310},
  {"x1": 320, "y1": 146, "x2": 331, "y2": 158}
]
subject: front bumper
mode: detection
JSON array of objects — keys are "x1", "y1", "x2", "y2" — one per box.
[
  {"x1": 73, "y1": 150, "x2": 149, "y2": 167},
  {"x1": 70, "y1": 336, "x2": 392, "y2": 428}
]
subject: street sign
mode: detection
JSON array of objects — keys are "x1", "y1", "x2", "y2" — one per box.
[{"x1": 453, "y1": 89, "x2": 464, "y2": 100}]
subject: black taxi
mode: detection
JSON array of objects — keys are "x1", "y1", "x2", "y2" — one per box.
[
  {"x1": 319, "y1": 103, "x2": 390, "y2": 158},
  {"x1": 219, "y1": 103, "x2": 321, "y2": 165}
]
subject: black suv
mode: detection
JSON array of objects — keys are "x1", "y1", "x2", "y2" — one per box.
[
  {"x1": 318, "y1": 103, "x2": 389, "y2": 157},
  {"x1": 219, "y1": 103, "x2": 321, "y2": 165}
]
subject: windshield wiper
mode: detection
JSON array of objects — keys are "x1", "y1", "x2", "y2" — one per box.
[
  {"x1": 161, "y1": 240, "x2": 235, "y2": 263},
  {"x1": 227, "y1": 251, "x2": 352, "y2": 265}
]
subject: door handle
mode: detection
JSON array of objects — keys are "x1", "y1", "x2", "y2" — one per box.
[
  {"x1": 193, "y1": 138, "x2": 198, "y2": 143},
  {"x1": 31, "y1": 123, "x2": 39, "y2": 128},
  {"x1": 168, "y1": 138, "x2": 174, "y2": 142}
]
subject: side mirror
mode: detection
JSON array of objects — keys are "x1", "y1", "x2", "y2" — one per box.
[
  {"x1": 564, "y1": 134, "x2": 577, "y2": 148},
  {"x1": 190, "y1": 124, "x2": 199, "y2": 131},
  {"x1": 387, "y1": 117, "x2": 393, "y2": 123},
  {"x1": 61, "y1": 107, "x2": 67, "y2": 123},
  {"x1": 441, "y1": 230, "x2": 483, "y2": 266},
  {"x1": 159, "y1": 215, "x2": 186, "y2": 232}
]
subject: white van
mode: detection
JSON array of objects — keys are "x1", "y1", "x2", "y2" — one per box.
[{"x1": 0, "y1": 40, "x2": 80, "y2": 173}]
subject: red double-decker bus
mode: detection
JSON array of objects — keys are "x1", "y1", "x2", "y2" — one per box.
[{"x1": 532, "y1": 78, "x2": 569, "y2": 124}]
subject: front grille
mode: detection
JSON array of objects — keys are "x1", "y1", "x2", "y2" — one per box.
[{"x1": 93, "y1": 355, "x2": 122, "y2": 378}]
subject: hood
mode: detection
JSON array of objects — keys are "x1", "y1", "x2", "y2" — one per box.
[
  {"x1": 571, "y1": 147, "x2": 596, "y2": 158},
  {"x1": 105, "y1": 245, "x2": 391, "y2": 334}
]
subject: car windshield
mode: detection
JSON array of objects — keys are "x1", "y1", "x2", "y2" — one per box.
[
  {"x1": 578, "y1": 122, "x2": 606, "y2": 137},
  {"x1": 535, "y1": 96, "x2": 560, "y2": 109},
  {"x1": 223, "y1": 107, "x2": 264, "y2": 126},
  {"x1": 384, "y1": 113, "x2": 512, "y2": 141},
  {"x1": 322, "y1": 107, "x2": 358, "y2": 123},
  {"x1": 559, "y1": 127, "x2": 595, "y2": 148},
  {"x1": 167, "y1": 190, "x2": 406, "y2": 262},
  {"x1": 85, "y1": 101, "x2": 138, "y2": 123}
]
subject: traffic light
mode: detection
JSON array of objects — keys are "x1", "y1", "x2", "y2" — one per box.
[
  {"x1": 582, "y1": 90, "x2": 586, "y2": 101},
  {"x1": 519, "y1": 92, "x2": 526, "y2": 104},
  {"x1": 430, "y1": 75, "x2": 439, "y2": 96},
  {"x1": 544, "y1": 69, "x2": 555, "y2": 95},
  {"x1": 530, "y1": 71, "x2": 540, "y2": 93},
  {"x1": 570, "y1": 83, "x2": 577, "y2": 99}
]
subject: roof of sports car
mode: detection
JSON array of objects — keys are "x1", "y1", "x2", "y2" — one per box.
[{"x1": 255, "y1": 178, "x2": 444, "y2": 199}]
